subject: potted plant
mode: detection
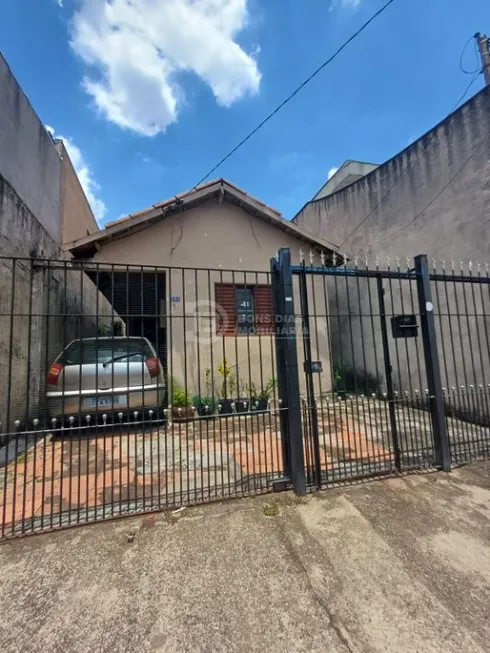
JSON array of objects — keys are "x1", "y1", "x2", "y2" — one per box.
[
  {"x1": 171, "y1": 380, "x2": 194, "y2": 421},
  {"x1": 217, "y1": 358, "x2": 236, "y2": 415},
  {"x1": 193, "y1": 369, "x2": 217, "y2": 418},
  {"x1": 235, "y1": 379, "x2": 250, "y2": 413},
  {"x1": 250, "y1": 378, "x2": 277, "y2": 412},
  {"x1": 333, "y1": 368, "x2": 347, "y2": 400}
]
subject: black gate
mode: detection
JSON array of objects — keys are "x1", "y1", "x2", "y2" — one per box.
[{"x1": 270, "y1": 249, "x2": 488, "y2": 494}]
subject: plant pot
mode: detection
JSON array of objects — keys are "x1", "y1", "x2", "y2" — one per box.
[
  {"x1": 251, "y1": 398, "x2": 269, "y2": 413},
  {"x1": 235, "y1": 399, "x2": 250, "y2": 414},
  {"x1": 217, "y1": 399, "x2": 234, "y2": 416},
  {"x1": 171, "y1": 406, "x2": 195, "y2": 421},
  {"x1": 196, "y1": 403, "x2": 215, "y2": 418}
]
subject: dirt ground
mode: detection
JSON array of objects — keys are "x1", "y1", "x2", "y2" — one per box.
[{"x1": 1, "y1": 461, "x2": 490, "y2": 653}]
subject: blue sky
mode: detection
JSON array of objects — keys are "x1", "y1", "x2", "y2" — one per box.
[{"x1": 0, "y1": 0, "x2": 488, "y2": 224}]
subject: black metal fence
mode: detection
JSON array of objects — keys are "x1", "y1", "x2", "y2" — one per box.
[
  {"x1": 0, "y1": 257, "x2": 285, "y2": 538},
  {"x1": 0, "y1": 251, "x2": 489, "y2": 539}
]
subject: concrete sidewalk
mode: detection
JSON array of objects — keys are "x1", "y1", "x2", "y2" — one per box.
[{"x1": 1, "y1": 462, "x2": 490, "y2": 653}]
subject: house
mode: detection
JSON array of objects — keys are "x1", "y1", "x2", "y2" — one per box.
[{"x1": 66, "y1": 179, "x2": 340, "y2": 403}]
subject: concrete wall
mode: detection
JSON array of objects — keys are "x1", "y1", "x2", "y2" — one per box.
[
  {"x1": 56, "y1": 141, "x2": 99, "y2": 245},
  {"x1": 87, "y1": 199, "x2": 332, "y2": 399},
  {"x1": 0, "y1": 177, "x2": 117, "y2": 433},
  {"x1": 295, "y1": 86, "x2": 490, "y2": 418},
  {"x1": 0, "y1": 54, "x2": 62, "y2": 244}
]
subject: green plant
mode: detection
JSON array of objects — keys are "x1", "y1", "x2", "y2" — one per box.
[
  {"x1": 98, "y1": 320, "x2": 124, "y2": 336},
  {"x1": 247, "y1": 378, "x2": 277, "y2": 400},
  {"x1": 262, "y1": 503, "x2": 279, "y2": 517},
  {"x1": 333, "y1": 366, "x2": 379, "y2": 396},
  {"x1": 171, "y1": 380, "x2": 190, "y2": 407},
  {"x1": 192, "y1": 394, "x2": 217, "y2": 410},
  {"x1": 217, "y1": 358, "x2": 235, "y2": 399}
]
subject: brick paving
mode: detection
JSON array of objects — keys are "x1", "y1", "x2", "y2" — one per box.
[{"x1": 1, "y1": 399, "x2": 489, "y2": 535}]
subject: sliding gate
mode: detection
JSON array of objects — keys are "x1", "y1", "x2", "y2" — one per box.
[{"x1": 271, "y1": 249, "x2": 454, "y2": 494}]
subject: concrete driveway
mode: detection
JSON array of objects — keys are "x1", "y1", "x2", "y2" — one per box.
[{"x1": 1, "y1": 462, "x2": 489, "y2": 653}]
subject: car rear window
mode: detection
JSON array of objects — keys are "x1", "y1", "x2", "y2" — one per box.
[{"x1": 60, "y1": 339, "x2": 154, "y2": 365}]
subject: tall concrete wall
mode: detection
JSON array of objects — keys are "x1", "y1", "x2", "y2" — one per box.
[
  {"x1": 0, "y1": 54, "x2": 62, "y2": 244},
  {"x1": 295, "y1": 87, "x2": 490, "y2": 418},
  {"x1": 56, "y1": 141, "x2": 99, "y2": 245},
  {"x1": 0, "y1": 177, "x2": 116, "y2": 433}
]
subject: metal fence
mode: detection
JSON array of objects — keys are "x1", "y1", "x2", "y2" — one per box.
[
  {"x1": 284, "y1": 252, "x2": 490, "y2": 492},
  {"x1": 0, "y1": 251, "x2": 489, "y2": 539},
  {"x1": 0, "y1": 257, "x2": 285, "y2": 539}
]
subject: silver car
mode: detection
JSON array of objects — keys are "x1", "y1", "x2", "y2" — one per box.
[{"x1": 46, "y1": 337, "x2": 166, "y2": 422}]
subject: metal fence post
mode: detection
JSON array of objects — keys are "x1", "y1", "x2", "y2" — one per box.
[
  {"x1": 415, "y1": 254, "x2": 451, "y2": 471},
  {"x1": 271, "y1": 248, "x2": 306, "y2": 496}
]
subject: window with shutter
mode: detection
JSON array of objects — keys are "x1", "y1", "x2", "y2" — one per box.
[{"x1": 215, "y1": 283, "x2": 274, "y2": 336}]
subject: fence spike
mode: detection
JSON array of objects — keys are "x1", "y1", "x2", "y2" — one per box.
[
  {"x1": 309, "y1": 250, "x2": 314, "y2": 265},
  {"x1": 441, "y1": 259, "x2": 446, "y2": 270},
  {"x1": 69, "y1": 416, "x2": 75, "y2": 426},
  {"x1": 432, "y1": 258, "x2": 437, "y2": 270},
  {"x1": 102, "y1": 413, "x2": 107, "y2": 425},
  {"x1": 133, "y1": 411, "x2": 139, "y2": 420},
  {"x1": 343, "y1": 253, "x2": 348, "y2": 268},
  {"x1": 375, "y1": 254, "x2": 380, "y2": 269},
  {"x1": 14, "y1": 420, "x2": 20, "y2": 430},
  {"x1": 395, "y1": 256, "x2": 400, "y2": 269},
  {"x1": 485, "y1": 262, "x2": 489, "y2": 272},
  {"x1": 468, "y1": 260, "x2": 473, "y2": 272},
  {"x1": 459, "y1": 260, "x2": 464, "y2": 271},
  {"x1": 118, "y1": 412, "x2": 123, "y2": 422},
  {"x1": 33, "y1": 418, "x2": 39, "y2": 429},
  {"x1": 299, "y1": 249, "x2": 305, "y2": 264},
  {"x1": 386, "y1": 255, "x2": 391, "y2": 269},
  {"x1": 148, "y1": 409, "x2": 154, "y2": 418},
  {"x1": 320, "y1": 251, "x2": 326, "y2": 266},
  {"x1": 86, "y1": 415, "x2": 91, "y2": 425},
  {"x1": 451, "y1": 260, "x2": 455, "y2": 271},
  {"x1": 476, "y1": 261, "x2": 481, "y2": 272},
  {"x1": 406, "y1": 256, "x2": 411, "y2": 270},
  {"x1": 354, "y1": 255, "x2": 359, "y2": 269},
  {"x1": 51, "y1": 417, "x2": 57, "y2": 429},
  {"x1": 332, "y1": 252, "x2": 337, "y2": 267}
]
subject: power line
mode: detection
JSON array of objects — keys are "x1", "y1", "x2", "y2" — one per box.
[
  {"x1": 337, "y1": 69, "x2": 483, "y2": 250},
  {"x1": 459, "y1": 34, "x2": 481, "y2": 75},
  {"x1": 192, "y1": 0, "x2": 399, "y2": 189},
  {"x1": 364, "y1": 131, "x2": 489, "y2": 252}
]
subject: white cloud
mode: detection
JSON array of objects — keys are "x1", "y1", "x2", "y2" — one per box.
[
  {"x1": 328, "y1": 166, "x2": 339, "y2": 180},
  {"x1": 70, "y1": 0, "x2": 261, "y2": 137},
  {"x1": 46, "y1": 125, "x2": 107, "y2": 223},
  {"x1": 341, "y1": 0, "x2": 361, "y2": 7},
  {"x1": 56, "y1": 0, "x2": 64, "y2": 6}
]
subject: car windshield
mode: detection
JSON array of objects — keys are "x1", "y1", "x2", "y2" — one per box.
[{"x1": 60, "y1": 339, "x2": 154, "y2": 365}]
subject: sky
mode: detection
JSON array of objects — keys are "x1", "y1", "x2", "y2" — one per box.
[{"x1": 0, "y1": 0, "x2": 488, "y2": 225}]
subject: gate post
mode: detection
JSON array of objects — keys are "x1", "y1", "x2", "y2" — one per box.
[
  {"x1": 414, "y1": 254, "x2": 451, "y2": 471},
  {"x1": 270, "y1": 248, "x2": 306, "y2": 496}
]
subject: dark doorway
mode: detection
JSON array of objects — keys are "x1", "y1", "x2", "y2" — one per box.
[{"x1": 93, "y1": 270, "x2": 167, "y2": 378}]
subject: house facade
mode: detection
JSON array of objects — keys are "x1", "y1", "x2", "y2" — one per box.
[{"x1": 67, "y1": 179, "x2": 340, "y2": 404}]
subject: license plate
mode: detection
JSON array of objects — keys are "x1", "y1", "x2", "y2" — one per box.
[{"x1": 83, "y1": 395, "x2": 127, "y2": 409}]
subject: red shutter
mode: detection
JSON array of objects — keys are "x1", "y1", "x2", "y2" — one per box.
[
  {"x1": 254, "y1": 285, "x2": 274, "y2": 335},
  {"x1": 215, "y1": 284, "x2": 236, "y2": 335}
]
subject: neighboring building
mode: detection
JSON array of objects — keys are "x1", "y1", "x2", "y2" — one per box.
[
  {"x1": 311, "y1": 160, "x2": 378, "y2": 201},
  {"x1": 67, "y1": 179, "x2": 340, "y2": 398},
  {"x1": 293, "y1": 85, "x2": 490, "y2": 407}
]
